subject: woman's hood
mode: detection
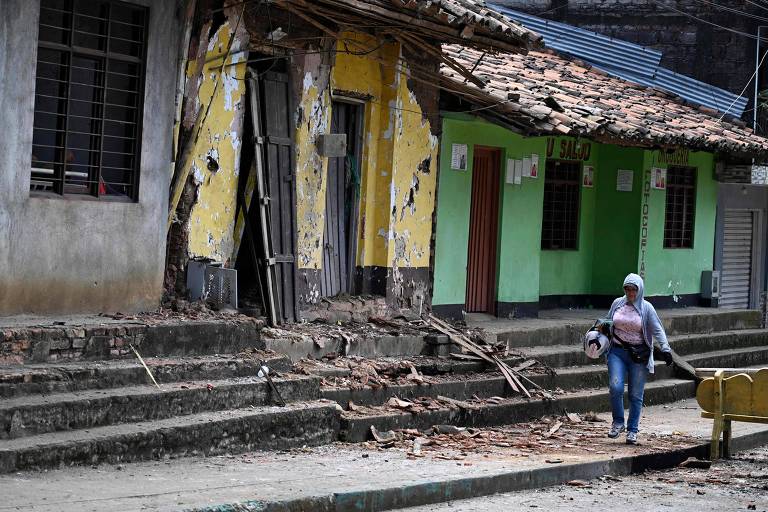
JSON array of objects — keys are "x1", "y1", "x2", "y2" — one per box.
[{"x1": 623, "y1": 273, "x2": 645, "y2": 308}]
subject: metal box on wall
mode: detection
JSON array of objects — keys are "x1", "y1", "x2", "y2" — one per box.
[{"x1": 701, "y1": 270, "x2": 721, "y2": 299}]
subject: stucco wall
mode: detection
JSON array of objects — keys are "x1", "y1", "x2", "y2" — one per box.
[
  {"x1": 639, "y1": 150, "x2": 717, "y2": 299},
  {"x1": 432, "y1": 114, "x2": 718, "y2": 314},
  {"x1": 0, "y1": 0, "x2": 179, "y2": 315},
  {"x1": 293, "y1": 31, "x2": 439, "y2": 308},
  {"x1": 183, "y1": 13, "x2": 249, "y2": 265}
]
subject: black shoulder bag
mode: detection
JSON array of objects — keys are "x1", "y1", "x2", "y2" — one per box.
[{"x1": 613, "y1": 332, "x2": 651, "y2": 365}]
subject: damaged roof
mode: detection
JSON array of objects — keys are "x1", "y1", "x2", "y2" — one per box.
[
  {"x1": 441, "y1": 45, "x2": 768, "y2": 158},
  {"x1": 286, "y1": 0, "x2": 542, "y2": 53}
]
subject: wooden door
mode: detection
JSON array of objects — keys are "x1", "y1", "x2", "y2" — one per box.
[
  {"x1": 260, "y1": 71, "x2": 298, "y2": 322},
  {"x1": 465, "y1": 147, "x2": 501, "y2": 314},
  {"x1": 320, "y1": 101, "x2": 362, "y2": 297}
]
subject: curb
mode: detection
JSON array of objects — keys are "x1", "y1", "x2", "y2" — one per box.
[{"x1": 186, "y1": 427, "x2": 768, "y2": 512}]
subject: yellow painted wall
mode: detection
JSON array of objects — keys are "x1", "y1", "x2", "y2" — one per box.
[
  {"x1": 389, "y1": 64, "x2": 439, "y2": 269},
  {"x1": 321, "y1": 32, "x2": 437, "y2": 276},
  {"x1": 295, "y1": 53, "x2": 332, "y2": 270},
  {"x1": 185, "y1": 18, "x2": 248, "y2": 265}
]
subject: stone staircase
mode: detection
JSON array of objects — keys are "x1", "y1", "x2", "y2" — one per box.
[
  {"x1": 0, "y1": 308, "x2": 765, "y2": 473},
  {"x1": 331, "y1": 309, "x2": 767, "y2": 441},
  {"x1": 0, "y1": 354, "x2": 339, "y2": 473}
]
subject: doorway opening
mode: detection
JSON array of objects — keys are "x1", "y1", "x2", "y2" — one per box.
[
  {"x1": 465, "y1": 146, "x2": 502, "y2": 314},
  {"x1": 320, "y1": 100, "x2": 363, "y2": 297}
]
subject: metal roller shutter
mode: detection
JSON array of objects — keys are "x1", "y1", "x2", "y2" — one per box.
[{"x1": 720, "y1": 210, "x2": 754, "y2": 309}]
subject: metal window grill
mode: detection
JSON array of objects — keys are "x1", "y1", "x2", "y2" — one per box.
[
  {"x1": 31, "y1": 0, "x2": 147, "y2": 200},
  {"x1": 663, "y1": 166, "x2": 697, "y2": 249},
  {"x1": 541, "y1": 160, "x2": 581, "y2": 250}
]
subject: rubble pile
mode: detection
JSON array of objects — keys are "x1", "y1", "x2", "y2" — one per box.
[
  {"x1": 361, "y1": 413, "x2": 701, "y2": 461},
  {"x1": 101, "y1": 300, "x2": 262, "y2": 325}
]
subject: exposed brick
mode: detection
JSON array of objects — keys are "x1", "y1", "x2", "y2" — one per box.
[{"x1": 50, "y1": 338, "x2": 72, "y2": 350}]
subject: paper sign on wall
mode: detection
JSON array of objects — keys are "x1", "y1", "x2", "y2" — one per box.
[
  {"x1": 522, "y1": 157, "x2": 532, "y2": 178},
  {"x1": 514, "y1": 159, "x2": 523, "y2": 184},
  {"x1": 617, "y1": 169, "x2": 633, "y2": 192},
  {"x1": 505, "y1": 158, "x2": 515, "y2": 184},
  {"x1": 652, "y1": 167, "x2": 667, "y2": 190},
  {"x1": 451, "y1": 143, "x2": 467, "y2": 171},
  {"x1": 530, "y1": 154, "x2": 539, "y2": 178},
  {"x1": 582, "y1": 166, "x2": 594, "y2": 188}
]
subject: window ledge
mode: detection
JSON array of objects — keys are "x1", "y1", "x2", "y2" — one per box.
[{"x1": 29, "y1": 191, "x2": 138, "y2": 204}]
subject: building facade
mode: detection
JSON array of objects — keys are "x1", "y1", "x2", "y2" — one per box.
[
  {"x1": 433, "y1": 115, "x2": 718, "y2": 317},
  {"x1": 0, "y1": 0, "x2": 181, "y2": 315}
]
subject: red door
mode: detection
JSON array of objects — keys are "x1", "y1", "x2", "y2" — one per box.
[{"x1": 465, "y1": 147, "x2": 501, "y2": 314}]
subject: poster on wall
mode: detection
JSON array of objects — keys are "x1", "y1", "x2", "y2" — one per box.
[
  {"x1": 505, "y1": 158, "x2": 515, "y2": 184},
  {"x1": 530, "y1": 154, "x2": 539, "y2": 178},
  {"x1": 451, "y1": 143, "x2": 467, "y2": 171},
  {"x1": 582, "y1": 166, "x2": 594, "y2": 188},
  {"x1": 514, "y1": 159, "x2": 523, "y2": 184},
  {"x1": 616, "y1": 169, "x2": 633, "y2": 192},
  {"x1": 652, "y1": 167, "x2": 667, "y2": 190},
  {"x1": 522, "y1": 157, "x2": 532, "y2": 177}
]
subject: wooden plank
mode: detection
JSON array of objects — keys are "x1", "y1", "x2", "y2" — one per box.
[
  {"x1": 337, "y1": 117, "x2": 348, "y2": 293},
  {"x1": 427, "y1": 315, "x2": 527, "y2": 395}
]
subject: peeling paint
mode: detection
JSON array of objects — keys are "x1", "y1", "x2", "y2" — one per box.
[
  {"x1": 184, "y1": 15, "x2": 249, "y2": 265},
  {"x1": 295, "y1": 61, "x2": 332, "y2": 270}
]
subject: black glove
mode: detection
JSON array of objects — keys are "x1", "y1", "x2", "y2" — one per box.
[{"x1": 662, "y1": 351, "x2": 674, "y2": 366}]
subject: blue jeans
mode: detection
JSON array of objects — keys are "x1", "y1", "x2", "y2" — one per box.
[{"x1": 607, "y1": 346, "x2": 648, "y2": 433}]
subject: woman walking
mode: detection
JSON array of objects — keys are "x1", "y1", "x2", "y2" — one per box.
[{"x1": 605, "y1": 273, "x2": 674, "y2": 444}]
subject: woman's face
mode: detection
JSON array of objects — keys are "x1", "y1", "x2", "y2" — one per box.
[{"x1": 624, "y1": 285, "x2": 638, "y2": 302}]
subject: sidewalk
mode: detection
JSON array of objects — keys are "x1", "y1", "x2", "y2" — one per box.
[{"x1": 3, "y1": 398, "x2": 768, "y2": 512}]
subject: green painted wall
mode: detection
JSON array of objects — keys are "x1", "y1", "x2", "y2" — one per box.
[
  {"x1": 538, "y1": 142, "x2": 599, "y2": 297},
  {"x1": 590, "y1": 145, "x2": 644, "y2": 295},
  {"x1": 639, "y1": 150, "x2": 717, "y2": 298},
  {"x1": 433, "y1": 114, "x2": 544, "y2": 306},
  {"x1": 433, "y1": 113, "x2": 718, "y2": 309}
]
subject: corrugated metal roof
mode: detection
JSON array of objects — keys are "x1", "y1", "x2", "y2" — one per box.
[
  {"x1": 491, "y1": 4, "x2": 748, "y2": 118},
  {"x1": 494, "y1": 8, "x2": 662, "y2": 79},
  {"x1": 619, "y1": 67, "x2": 749, "y2": 119}
]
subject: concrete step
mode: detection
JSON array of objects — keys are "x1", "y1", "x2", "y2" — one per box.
[
  {"x1": 497, "y1": 310, "x2": 762, "y2": 348},
  {"x1": 318, "y1": 342, "x2": 768, "y2": 411},
  {"x1": 0, "y1": 353, "x2": 292, "y2": 399},
  {"x1": 685, "y1": 346, "x2": 768, "y2": 369},
  {"x1": 0, "y1": 401, "x2": 340, "y2": 473},
  {"x1": 0, "y1": 374, "x2": 320, "y2": 439},
  {"x1": 517, "y1": 329, "x2": 768, "y2": 368},
  {"x1": 668, "y1": 329, "x2": 768, "y2": 356},
  {"x1": 339, "y1": 378, "x2": 696, "y2": 442}
]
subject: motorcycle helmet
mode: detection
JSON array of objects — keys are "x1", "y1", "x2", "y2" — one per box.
[{"x1": 584, "y1": 329, "x2": 610, "y2": 359}]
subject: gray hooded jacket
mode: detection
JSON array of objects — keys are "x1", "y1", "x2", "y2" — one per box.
[{"x1": 606, "y1": 273, "x2": 671, "y2": 374}]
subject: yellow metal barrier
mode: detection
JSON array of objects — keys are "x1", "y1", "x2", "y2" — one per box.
[{"x1": 696, "y1": 368, "x2": 768, "y2": 460}]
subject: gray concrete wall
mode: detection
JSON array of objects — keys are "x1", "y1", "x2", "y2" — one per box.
[
  {"x1": 715, "y1": 184, "x2": 768, "y2": 308},
  {"x1": 0, "y1": 0, "x2": 180, "y2": 315}
]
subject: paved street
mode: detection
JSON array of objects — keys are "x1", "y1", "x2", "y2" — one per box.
[{"x1": 399, "y1": 446, "x2": 768, "y2": 511}]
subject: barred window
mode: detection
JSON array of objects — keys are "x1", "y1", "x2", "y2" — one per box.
[
  {"x1": 663, "y1": 166, "x2": 697, "y2": 248},
  {"x1": 31, "y1": 0, "x2": 148, "y2": 200},
  {"x1": 541, "y1": 160, "x2": 581, "y2": 250}
]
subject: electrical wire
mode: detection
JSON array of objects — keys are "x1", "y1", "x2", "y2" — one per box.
[
  {"x1": 655, "y1": 1, "x2": 768, "y2": 43},
  {"x1": 719, "y1": 48, "x2": 768, "y2": 121},
  {"x1": 744, "y1": 0, "x2": 768, "y2": 14},
  {"x1": 688, "y1": 0, "x2": 768, "y2": 22}
]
